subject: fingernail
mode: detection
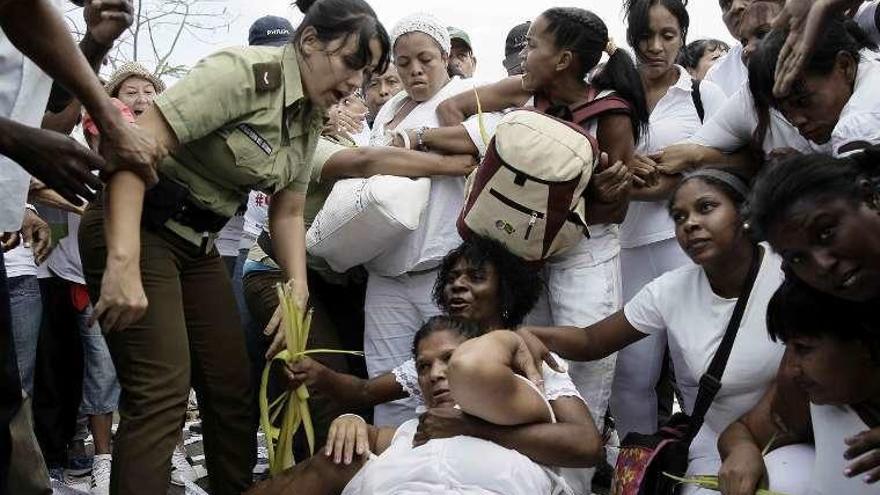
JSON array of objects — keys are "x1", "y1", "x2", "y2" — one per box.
[{"x1": 844, "y1": 468, "x2": 853, "y2": 476}]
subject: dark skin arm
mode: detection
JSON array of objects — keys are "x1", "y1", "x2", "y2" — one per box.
[
  {"x1": 320, "y1": 146, "x2": 476, "y2": 180},
  {"x1": 585, "y1": 113, "x2": 635, "y2": 225},
  {"x1": 717, "y1": 351, "x2": 812, "y2": 495},
  {"x1": 435, "y1": 76, "x2": 530, "y2": 126},
  {"x1": 284, "y1": 358, "x2": 407, "y2": 410},
  {"x1": 520, "y1": 311, "x2": 647, "y2": 362},
  {"x1": 414, "y1": 395, "x2": 603, "y2": 468}
]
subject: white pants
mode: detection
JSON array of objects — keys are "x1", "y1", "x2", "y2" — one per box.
[
  {"x1": 364, "y1": 269, "x2": 443, "y2": 427},
  {"x1": 612, "y1": 238, "x2": 691, "y2": 439},
  {"x1": 526, "y1": 231, "x2": 622, "y2": 495}
]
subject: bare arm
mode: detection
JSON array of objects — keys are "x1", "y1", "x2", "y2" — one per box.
[
  {"x1": 320, "y1": 146, "x2": 476, "y2": 180},
  {"x1": 435, "y1": 76, "x2": 531, "y2": 126},
  {"x1": 585, "y1": 114, "x2": 636, "y2": 225},
  {"x1": 718, "y1": 352, "x2": 812, "y2": 495},
  {"x1": 285, "y1": 358, "x2": 407, "y2": 409},
  {"x1": 525, "y1": 311, "x2": 647, "y2": 362},
  {"x1": 93, "y1": 105, "x2": 176, "y2": 332},
  {"x1": 267, "y1": 189, "x2": 309, "y2": 301},
  {"x1": 653, "y1": 144, "x2": 760, "y2": 178}
]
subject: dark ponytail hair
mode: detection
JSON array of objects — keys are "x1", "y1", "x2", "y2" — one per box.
[
  {"x1": 624, "y1": 0, "x2": 690, "y2": 62},
  {"x1": 748, "y1": 15, "x2": 874, "y2": 148},
  {"x1": 541, "y1": 7, "x2": 650, "y2": 143},
  {"x1": 293, "y1": 0, "x2": 391, "y2": 75},
  {"x1": 746, "y1": 146, "x2": 880, "y2": 242}
]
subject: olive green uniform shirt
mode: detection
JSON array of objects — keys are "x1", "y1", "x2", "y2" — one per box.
[{"x1": 153, "y1": 45, "x2": 324, "y2": 245}]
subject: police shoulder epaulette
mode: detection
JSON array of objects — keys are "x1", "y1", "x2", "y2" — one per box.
[{"x1": 252, "y1": 62, "x2": 282, "y2": 92}]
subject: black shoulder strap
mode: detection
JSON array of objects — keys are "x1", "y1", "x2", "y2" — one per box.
[
  {"x1": 692, "y1": 79, "x2": 705, "y2": 123},
  {"x1": 687, "y1": 245, "x2": 762, "y2": 438}
]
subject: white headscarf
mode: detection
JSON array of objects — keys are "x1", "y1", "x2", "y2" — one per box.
[{"x1": 391, "y1": 12, "x2": 451, "y2": 56}]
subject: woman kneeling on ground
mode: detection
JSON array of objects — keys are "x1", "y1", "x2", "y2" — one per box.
[
  {"x1": 248, "y1": 315, "x2": 601, "y2": 495},
  {"x1": 519, "y1": 168, "x2": 813, "y2": 494},
  {"x1": 717, "y1": 278, "x2": 880, "y2": 495}
]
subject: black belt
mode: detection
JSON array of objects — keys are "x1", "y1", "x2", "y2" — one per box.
[{"x1": 142, "y1": 175, "x2": 232, "y2": 234}]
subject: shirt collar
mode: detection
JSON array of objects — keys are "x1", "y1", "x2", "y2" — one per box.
[{"x1": 282, "y1": 44, "x2": 306, "y2": 108}]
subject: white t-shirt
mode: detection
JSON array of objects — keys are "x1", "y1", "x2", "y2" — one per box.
[
  {"x1": 368, "y1": 76, "x2": 493, "y2": 275},
  {"x1": 809, "y1": 403, "x2": 876, "y2": 495},
  {"x1": 703, "y1": 44, "x2": 748, "y2": 97},
  {"x1": 3, "y1": 242, "x2": 35, "y2": 278},
  {"x1": 216, "y1": 214, "x2": 244, "y2": 257},
  {"x1": 623, "y1": 248, "x2": 786, "y2": 465},
  {"x1": 345, "y1": 358, "x2": 580, "y2": 495},
  {"x1": 829, "y1": 53, "x2": 880, "y2": 157},
  {"x1": 342, "y1": 417, "x2": 571, "y2": 495},
  {"x1": 0, "y1": 12, "x2": 57, "y2": 232},
  {"x1": 690, "y1": 82, "x2": 822, "y2": 156},
  {"x1": 241, "y1": 190, "x2": 270, "y2": 250},
  {"x1": 856, "y1": 1, "x2": 880, "y2": 46},
  {"x1": 620, "y1": 67, "x2": 725, "y2": 249}
]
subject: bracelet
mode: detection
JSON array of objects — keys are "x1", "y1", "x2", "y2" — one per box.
[
  {"x1": 415, "y1": 126, "x2": 429, "y2": 151},
  {"x1": 395, "y1": 129, "x2": 412, "y2": 149},
  {"x1": 337, "y1": 413, "x2": 367, "y2": 424}
]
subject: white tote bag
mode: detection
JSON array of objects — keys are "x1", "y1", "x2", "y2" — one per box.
[{"x1": 306, "y1": 175, "x2": 431, "y2": 273}]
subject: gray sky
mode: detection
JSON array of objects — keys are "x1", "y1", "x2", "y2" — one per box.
[{"x1": 159, "y1": 0, "x2": 736, "y2": 82}]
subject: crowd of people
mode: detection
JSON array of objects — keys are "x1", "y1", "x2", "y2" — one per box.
[{"x1": 1, "y1": 0, "x2": 879, "y2": 494}]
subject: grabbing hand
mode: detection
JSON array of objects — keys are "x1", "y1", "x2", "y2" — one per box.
[
  {"x1": 0, "y1": 233, "x2": 20, "y2": 253},
  {"x1": 84, "y1": 0, "x2": 134, "y2": 47},
  {"x1": 5, "y1": 124, "x2": 104, "y2": 205},
  {"x1": 651, "y1": 143, "x2": 705, "y2": 175},
  {"x1": 94, "y1": 257, "x2": 147, "y2": 332},
  {"x1": 98, "y1": 118, "x2": 160, "y2": 187},
  {"x1": 629, "y1": 154, "x2": 660, "y2": 188},
  {"x1": 718, "y1": 446, "x2": 769, "y2": 495},
  {"x1": 19, "y1": 209, "x2": 52, "y2": 264},
  {"x1": 844, "y1": 426, "x2": 880, "y2": 484},
  {"x1": 413, "y1": 408, "x2": 477, "y2": 447},
  {"x1": 591, "y1": 153, "x2": 631, "y2": 203},
  {"x1": 515, "y1": 327, "x2": 563, "y2": 374},
  {"x1": 325, "y1": 414, "x2": 369, "y2": 465},
  {"x1": 282, "y1": 356, "x2": 332, "y2": 394}
]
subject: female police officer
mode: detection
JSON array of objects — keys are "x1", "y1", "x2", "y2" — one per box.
[{"x1": 78, "y1": 1, "x2": 390, "y2": 493}]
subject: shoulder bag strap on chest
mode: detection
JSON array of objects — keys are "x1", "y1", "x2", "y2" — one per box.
[{"x1": 687, "y1": 245, "x2": 763, "y2": 438}]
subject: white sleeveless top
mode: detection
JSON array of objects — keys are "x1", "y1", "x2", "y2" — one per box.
[{"x1": 809, "y1": 403, "x2": 877, "y2": 495}]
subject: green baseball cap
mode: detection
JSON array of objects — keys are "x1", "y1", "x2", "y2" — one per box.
[{"x1": 447, "y1": 26, "x2": 472, "y2": 50}]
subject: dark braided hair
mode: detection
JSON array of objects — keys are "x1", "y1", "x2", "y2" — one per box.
[
  {"x1": 541, "y1": 7, "x2": 650, "y2": 142},
  {"x1": 292, "y1": 0, "x2": 391, "y2": 76}
]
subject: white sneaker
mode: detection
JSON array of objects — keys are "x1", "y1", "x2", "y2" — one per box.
[
  {"x1": 170, "y1": 445, "x2": 198, "y2": 486},
  {"x1": 90, "y1": 454, "x2": 112, "y2": 495}
]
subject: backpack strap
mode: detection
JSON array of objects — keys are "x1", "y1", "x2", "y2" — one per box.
[
  {"x1": 569, "y1": 94, "x2": 632, "y2": 128},
  {"x1": 692, "y1": 79, "x2": 705, "y2": 123}
]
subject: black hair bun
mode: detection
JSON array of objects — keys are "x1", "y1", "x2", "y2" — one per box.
[{"x1": 295, "y1": 0, "x2": 318, "y2": 14}]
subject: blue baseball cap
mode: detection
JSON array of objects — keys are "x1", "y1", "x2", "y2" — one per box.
[{"x1": 248, "y1": 15, "x2": 294, "y2": 47}]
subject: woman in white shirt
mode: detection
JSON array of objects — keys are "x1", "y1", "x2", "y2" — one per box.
[
  {"x1": 613, "y1": 0, "x2": 727, "y2": 440},
  {"x1": 748, "y1": 15, "x2": 880, "y2": 157},
  {"x1": 362, "y1": 12, "x2": 492, "y2": 426},
  {"x1": 717, "y1": 278, "x2": 879, "y2": 495},
  {"x1": 522, "y1": 169, "x2": 810, "y2": 494},
  {"x1": 246, "y1": 315, "x2": 600, "y2": 495}
]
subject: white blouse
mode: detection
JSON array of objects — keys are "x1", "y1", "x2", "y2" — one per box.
[{"x1": 620, "y1": 66, "x2": 725, "y2": 249}]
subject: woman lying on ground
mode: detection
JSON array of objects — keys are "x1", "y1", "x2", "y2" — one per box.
[
  {"x1": 518, "y1": 168, "x2": 813, "y2": 494},
  {"x1": 717, "y1": 278, "x2": 880, "y2": 495},
  {"x1": 283, "y1": 235, "x2": 552, "y2": 413},
  {"x1": 246, "y1": 315, "x2": 602, "y2": 495}
]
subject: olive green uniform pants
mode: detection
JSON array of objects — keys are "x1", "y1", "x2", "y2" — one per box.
[{"x1": 79, "y1": 202, "x2": 255, "y2": 495}]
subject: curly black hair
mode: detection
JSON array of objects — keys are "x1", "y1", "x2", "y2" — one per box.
[{"x1": 432, "y1": 236, "x2": 543, "y2": 328}]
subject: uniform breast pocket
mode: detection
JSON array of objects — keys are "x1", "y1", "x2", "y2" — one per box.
[{"x1": 225, "y1": 124, "x2": 278, "y2": 186}]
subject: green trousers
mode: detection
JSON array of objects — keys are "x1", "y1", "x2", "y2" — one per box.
[{"x1": 79, "y1": 202, "x2": 255, "y2": 495}]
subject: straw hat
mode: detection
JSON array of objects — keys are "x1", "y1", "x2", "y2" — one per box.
[{"x1": 104, "y1": 62, "x2": 166, "y2": 96}]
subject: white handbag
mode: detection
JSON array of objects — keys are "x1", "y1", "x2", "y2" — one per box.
[{"x1": 306, "y1": 175, "x2": 431, "y2": 273}]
